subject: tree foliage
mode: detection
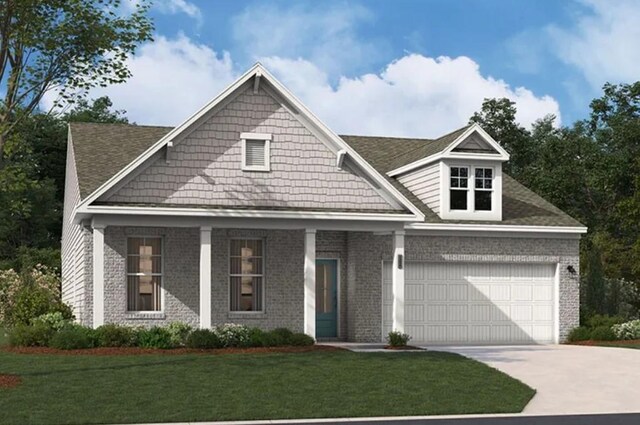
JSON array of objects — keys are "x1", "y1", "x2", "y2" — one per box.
[{"x1": 0, "y1": 0, "x2": 152, "y2": 161}]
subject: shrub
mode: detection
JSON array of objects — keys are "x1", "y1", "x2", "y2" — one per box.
[
  {"x1": 214, "y1": 323, "x2": 251, "y2": 348},
  {"x1": 186, "y1": 329, "x2": 221, "y2": 349},
  {"x1": 612, "y1": 320, "x2": 640, "y2": 340},
  {"x1": 95, "y1": 324, "x2": 135, "y2": 347},
  {"x1": 166, "y1": 322, "x2": 193, "y2": 348},
  {"x1": 49, "y1": 325, "x2": 96, "y2": 350},
  {"x1": 288, "y1": 332, "x2": 315, "y2": 346},
  {"x1": 248, "y1": 327, "x2": 268, "y2": 347},
  {"x1": 387, "y1": 330, "x2": 411, "y2": 347},
  {"x1": 586, "y1": 314, "x2": 625, "y2": 329},
  {"x1": 589, "y1": 325, "x2": 617, "y2": 341},
  {"x1": 0, "y1": 266, "x2": 73, "y2": 326},
  {"x1": 33, "y1": 312, "x2": 70, "y2": 332},
  {"x1": 567, "y1": 326, "x2": 592, "y2": 342},
  {"x1": 135, "y1": 326, "x2": 174, "y2": 349},
  {"x1": 9, "y1": 322, "x2": 55, "y2": 347}
]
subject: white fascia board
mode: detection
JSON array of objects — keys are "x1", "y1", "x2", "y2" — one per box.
[
  {"x1": 74, "y1": 62, "x2": 424, "y2": 223},
  {"x1": 405, "y1": 222, "x2": 588, "y2": 234},
  {"x1": 74, "y1": 64, "x2": 263, "y2": 213},
  {"x1": 77, "y1": 204, "x2": 421, "y2": 222},
  {"x1": 387, "y1": 123, "x2": 510, "y2": 178}
]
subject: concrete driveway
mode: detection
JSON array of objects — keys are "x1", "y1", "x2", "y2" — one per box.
[{"x1": 427, "y1": 344, "x2": 640, "y2": 415}]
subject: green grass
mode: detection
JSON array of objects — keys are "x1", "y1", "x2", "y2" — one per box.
[{"x1": 0, "y1": 350, "x2": 534, "y2": 425}]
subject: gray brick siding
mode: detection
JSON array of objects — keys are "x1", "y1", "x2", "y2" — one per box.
[
  {"x1": 100, "y1": 227, "x2": 305, "y2": 331},
  {"x1": 89, "y1": 225, "x2": 579, "y2": 343},
  {"x1": 346, "y1": 233, "x2": 580, "y2": 342},
  {"x1": 104, "y1": 86, "x2": 394, "y2": 211}
]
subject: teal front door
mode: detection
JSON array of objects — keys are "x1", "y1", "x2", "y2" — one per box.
[{"x1": 316, "y1": 259, "x2": 338, "y2": 338}]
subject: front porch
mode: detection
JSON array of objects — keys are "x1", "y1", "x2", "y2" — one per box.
[{"x1": 88, "y1": 217, "x2": 407, "y2": 342}]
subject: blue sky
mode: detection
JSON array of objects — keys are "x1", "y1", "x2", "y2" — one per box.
[{"x1": 44, "y1": 0, "x2": 640, "y2": 138}]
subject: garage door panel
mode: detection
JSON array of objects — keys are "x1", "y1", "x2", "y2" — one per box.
[
  {"x1": 511, "y1": 305, "x2": 533, "y2": 321},
  {"x1": 490, "y1": 284, "x2": 511, "y2": 301},
  {"x1": 534, "y1": 285, "x2": 553, "y2": 301},
  {"x1": 533, "y1": 305, "x2": 553, "y2": 321},
  {"x1": 469, "y1": 304, "x2": 492, "y2": 321},
  {"x1": 406, "y1": 283, "x2": 424, "y2": 301},
  {"x1": 406, "y1": 304, "x2": 424, "y2": 321},
  {"x1": 425, "y1": 284, "x2": 448, "y2": 301},
  {"x1": 512, "y1": 285, "x2": 534, "y2": 301},
  {"x1": 447, "y1": 305, "x2": 468, "y2": 322},
  {"x1": 448, "y1": 284, "x2": 468, "y2": 301},
  {"x1": 425, "y1": 304, "x2": 447, "y2": 321}
]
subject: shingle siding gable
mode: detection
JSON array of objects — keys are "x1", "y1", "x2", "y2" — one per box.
[{"x1": 103, "y1": 87, "x2": 396, "y2": 211}]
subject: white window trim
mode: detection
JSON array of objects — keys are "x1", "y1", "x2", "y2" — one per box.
[
  {"x1": 228, "y1": 237, "x2": 266, "y2": 314},
  {"x1": 125, "y1": 236, "x2": 165, "y2": 314},
  {"x1": 440, "y1": 160, "x2": 502, "y2": 221},
  {"x1": 473, "y1": 166, "x2": 494, "y2": 212},
  {"x1": 449, "y1": 165, "x2": 470, "y2": 211},
  {"x1": 240, "y1": 132, "x2": 272, "y2": 172}
]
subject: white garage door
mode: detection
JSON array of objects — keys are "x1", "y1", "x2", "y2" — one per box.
[{"x1": 382, "y1": 262, "x2": 557, "y2": 344}]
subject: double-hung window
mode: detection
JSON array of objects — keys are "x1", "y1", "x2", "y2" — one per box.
[
  {"x1": 127, "y1": 237, "x2": 162, "y2": 311},
  {"x1": 230, "y1": 239, "x2": 264, "y2": 312},
  {"x1": 474, "y1": 167, "x2": 493, "y2": 211},
  {"x1": 450, "y1": 166, "x2": 469, "y2": 210}
]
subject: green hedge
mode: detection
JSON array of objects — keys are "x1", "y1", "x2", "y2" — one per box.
[{"x1": 8, "y1": 322, "x2": 315, "y2": 350}]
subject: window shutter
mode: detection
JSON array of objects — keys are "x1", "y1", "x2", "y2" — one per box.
[{"x1": 245, "y1": 140, "x2": 266, "y2": 167}]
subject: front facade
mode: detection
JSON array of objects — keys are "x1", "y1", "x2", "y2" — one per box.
[{"x1": 62, "y1": 64, "x2": 586, "y2": 344}]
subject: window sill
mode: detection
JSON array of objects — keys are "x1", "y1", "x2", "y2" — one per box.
[
  {"x1": 124, "y1": 312, "x2": 166, "y2": 320},
  {"x1": 227, "y1": 312, "x2": 266, "y2": 320}
]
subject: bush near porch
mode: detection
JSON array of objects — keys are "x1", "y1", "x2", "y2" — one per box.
[
  {"x1": 7, "y1": 318, "x2": 314, "y2": 350},
  {"x1": 567, "y1": 314, "x2": 640, "y2": 346}
]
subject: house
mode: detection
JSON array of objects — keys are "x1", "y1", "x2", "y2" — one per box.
[{"x1": 61, "y1": 64, "x2": 586, "y2": 344}]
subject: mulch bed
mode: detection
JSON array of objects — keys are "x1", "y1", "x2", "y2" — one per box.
[
  {"x1": 570, "y1": 339, "x2": 640, "y2": 346},
  {"x1": 384, "y1": 345, "x2": 424, "y2": 351},
  {"x1": 1, "y1": 344, "x2": 344, "y2": 356},
  {"x1": 0, "y1": 374, "x2": 22, "y2": 389}
]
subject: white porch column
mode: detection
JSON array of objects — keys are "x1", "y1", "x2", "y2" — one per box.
[
  {"x1": 304, "y1": 229, "x2": 316, "y2": 338},
  {"x1": 392, "y1": 230, "x2": 405, "y2": 333},
  {"x1": 199, "y1": 226, "x2": 212, "y2": 329},
  {"x1": 92, "y1": 224, "x2": 105, "y2": 328}
]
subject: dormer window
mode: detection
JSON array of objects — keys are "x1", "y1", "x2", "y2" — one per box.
[
  {"x1": 450, "y1": 166, "x2": 469, "y2": 210},
  {"x1": 241, "y1": 132, "x2": 271, "y2": 171},
  {"x1": 474, "y1": 167, "x2": 493, "y2": 211}
]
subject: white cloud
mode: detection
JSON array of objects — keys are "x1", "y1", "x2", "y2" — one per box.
[
  {"x1": 42, "y1": 34, "x2": 559, "y2": 137},
  {"x1": 155, "y1": 0, "x2": 203, "y2": 26},
  {"x1": 231, "y1": 3, "x2": 386, "y2": 77},
  {"x1": 548, "y1": 0, "x2": 640, "y2": 88},
  {"x1": 42, "y1": 34, "x2": 236, "y2": 125},
  {"x1": 263, "y1": 55, "x2": 560, "y2": 137}
]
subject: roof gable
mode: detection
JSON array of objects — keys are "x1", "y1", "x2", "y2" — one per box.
[
  {"x1": 100, "y1": 85, "x2": 401, "y2": 213},
  {"x1": 72, "y1": 64, "x2": 425, "y2": 220}
]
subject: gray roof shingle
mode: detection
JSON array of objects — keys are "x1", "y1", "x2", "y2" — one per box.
[{"x1": 69, "y1": 122, "x2": 583, "y2": 227}]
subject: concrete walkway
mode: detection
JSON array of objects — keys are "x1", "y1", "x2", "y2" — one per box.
[{"x1": 428, "y1": 344, "x2": 640, "y2": 415}]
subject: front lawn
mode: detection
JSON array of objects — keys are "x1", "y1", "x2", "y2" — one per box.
[{"x1": 0, "y1": 349, "x2": 534, "y2": 424}]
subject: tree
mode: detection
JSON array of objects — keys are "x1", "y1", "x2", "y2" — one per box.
[
  {"x1": 0, "y1": 0, "x2": 152, "y2": 163},
  {"x1": 0, "y1": 96, "x2": 129, "y2": 271},
  {"x1": 469, "y1": 98, "x2": 534, "y2": 179}
]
